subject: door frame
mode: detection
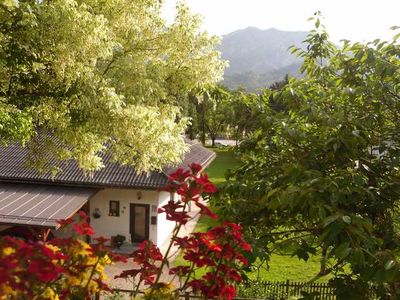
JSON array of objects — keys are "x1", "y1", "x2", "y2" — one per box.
[{"x1": 129, "y1": 203, "x2": 150, "y2": 243}]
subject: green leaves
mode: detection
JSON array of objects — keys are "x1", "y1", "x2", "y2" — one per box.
[
  {"x1": 0, "y1": 0, "x2": 224, "y2": 172},
  {"x1": 384, "y1": 260, "x2": 396, "y2": 271},
  {"x1": 216, "y1": 17, "x2": 400, "y2": 296},
  {"x1": 335, "y1": 242, "x2": 351, "y2": 259},
  {"x1": 342, "y1": 216, "x2": 351, "y2": 224}
]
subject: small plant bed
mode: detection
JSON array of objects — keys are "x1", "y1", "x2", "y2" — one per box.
[{"x1": 111, "y1": 234, "x2": 126, "y2": 248}]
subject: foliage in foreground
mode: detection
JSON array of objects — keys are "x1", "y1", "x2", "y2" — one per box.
[
  {"x1": 216, "y1": 14, "x2": 400, "y2": 298},
  {"x1": 0, "y1": 211, "x2": 124, "y2": 299},
  {"x1": 0, "y1": 0, "x2": 224, "y2": 172},
  {"x1": 0, "y1": 164, "x2": 251, "y2": 299}
]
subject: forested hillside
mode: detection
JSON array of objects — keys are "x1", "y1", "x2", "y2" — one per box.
[{"x1": 219, "y1": 27, "x2": 307, "y2": 91}]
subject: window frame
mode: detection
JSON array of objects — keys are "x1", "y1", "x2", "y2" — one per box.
[{"x1": 109, "y1": 200, "x2": 120, "y2": 217}]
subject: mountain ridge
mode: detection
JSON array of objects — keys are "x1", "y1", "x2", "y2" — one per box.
[{"x1": 218, "y1": 27, "x2": 308, "y2": 91}]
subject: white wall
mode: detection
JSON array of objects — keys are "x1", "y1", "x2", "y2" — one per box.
[
  {"x1": 89, "y1": 188, "x2": 159, "y2": 245},
  {"x1": 0, "y1": 188, "x2": 178, "y2": 248},
  {"x1": 157, "y1": 192, "x2": 176, "y2": 247}
]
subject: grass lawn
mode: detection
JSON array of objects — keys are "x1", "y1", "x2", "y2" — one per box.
[
  {"x1": 175, "y1": 146, "x2": 330, "y2": 283},
  {"x1": 177, "y1": 216, "x2": 330, "y2": 282},
  {"x1": 246, "y1": 255, "x2": 331, "y2": 283},
  {"x1": 205, "y1": 147, "x2": 241, "y2": 186}
]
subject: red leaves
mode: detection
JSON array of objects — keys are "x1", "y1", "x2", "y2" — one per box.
[
  {"x1": 155, "y1": 164, "x2": 251, "y2": 299},
  {"x1": 71, "y1": 211, "x2": 95, "y2": 236},
  {"x1": 0, "y1": 215, "x2": 121, "y2": 298},
  {"x1": 189, "y1": 162, "x2": 202, "y2": 174},
  {"x1": 168, "y1": 168, "x2": 191, "y2": 182},
  {"x1": 159, "y1": 165, "x2": 218, "y2": 225},
  {"x1": 196, "y1": 173, "x2": 218, "y2": 193},
  {"x1": 116, "y1": 241, "x2": 163, "y2": 285},
  {"x1": 93, "y1": 236, "x2": 110, "y2": 244},
  {"x1": 195, "y1": 202, "x2": 218, "y2": 220},
  {"x1": 169, "y1": 265, "x2": 191, "y2": 276},
  {"x1": 72, "y1": 222, "x2": 95, "y2": 236},
  {"x1": 58, "y1": 218, "x2": 73, "y2": 227},
  {"x1": 138, "y1": 240, "x2": 163, "y2": 262},
  {"x1": 241, "y1": 242, "x2": 252, "y2": 252},
  {"x1": 28, "y1": 260, "x2": 63, "y2": 282},
  {"x1": 0, "y1": 163, "x2": 251, "y2": 300},
  {"x1": 220, "y1": 284, "x2": 236, "y2": 300},
  {"x1": 158, "y1": 200, "x2": 191, "y2": 224},
  {"x1": 173, "y1": 220, "x2": 252, "y2": 299}
]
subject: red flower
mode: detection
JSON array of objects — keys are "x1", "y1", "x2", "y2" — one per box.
[
  {"x1": 227, "y1": 269, "x2": 242, "y2": 282},
  {"x1": 72, "y1": 222, "x2": 95, "y2": 236},
  {"x1": 57, "y1": 218, "x2": 73, "y2": 227},
  {"x1": 94, "y1": 278, "x2": 111, "y2": 292},
  {"x1": 78, "y1": 210, "x2": 89, "y2": 221},
  {"x1": 168, "y1": 168, "x2": 191, "y2": 183},
  {"x1": 186, "y1": 185, "x2": 201, "y2": 202},
  {"x1": 241, "y1": 242, "x2": 252, "y2": 252},
  {"x1": 204, "y1": 182, "x2": 218, "y2": 193},
  {"x1": 108, "y1": 252, "x2": 128, "y2": 263},
  {"x1": 220, "y1": 284, "x2": 236, "y2": 300},
  {"x1": 135, "y1": 240, "x2": 163, "y2": 262},
  {"x1": 28, "y1": 260, "x2": 63, "y2": 282},
  {"x1": 196, "y1": 173, "x2": 218, "y2": 193},
  {"x1": 195, "y1": 202, "x2": 218, "y2": 220},
  {"x1": 41, "y1": 245, "x2": 67, "y2": 261},
  {"x1": 236, "y1": 254, "x2": 248, "y2": 266},
  {"x1": 93, "y1": 236, "x2": 110, "y2": 244},
  {"x1": 158, "y1": 200, "x2": 190, "y2": 224},
  {"x1": 189, "y1": 163, "x2": 202, "y2": 174},
  {"x1": 169, "y1": 266, "x2": 191, "y2": 276},
  {"x1": 115, "y1": 269, "x2": 141, "y2": 279}
]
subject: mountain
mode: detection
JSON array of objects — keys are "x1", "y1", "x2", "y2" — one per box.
[{"x1": 218, "y1": 27, "x2": 308, "y2": 91}]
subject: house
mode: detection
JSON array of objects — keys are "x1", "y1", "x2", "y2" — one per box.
[{"x1": 0, "y1": 139, "x2": 215, "y2": 247}]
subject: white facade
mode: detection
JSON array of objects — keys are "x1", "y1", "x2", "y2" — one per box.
[
  {"x1": 156, "y1": 191, "x2": 176, "y2": 247},
  {"x1": 88, "y1": 188, "x2": 174, "y2": 247}
]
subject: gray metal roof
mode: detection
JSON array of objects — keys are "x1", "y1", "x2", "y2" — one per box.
[
  {"x1": 0, "y1": 183, "x2": 96, "y2": 228},
  {"x1": 0, "y1": 140, "x2": 216, "y2": 189}
]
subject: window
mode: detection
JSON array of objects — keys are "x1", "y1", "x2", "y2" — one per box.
[{"x1": 109, "y1": 200, "x2": 120, "y2": 216}]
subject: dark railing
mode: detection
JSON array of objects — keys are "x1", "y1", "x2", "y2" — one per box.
[
  {"x1": 237, "y1": 280, "x2": 336, "y2": 299},
  {"x1": 96, "y1": 280, "x2": 338, "y2": 299}
]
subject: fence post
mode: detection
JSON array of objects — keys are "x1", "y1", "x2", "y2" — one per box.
[
  {"x1": 184, "y1": 291, "x2": 190, "y2": 300},
  {"x1": 285, "y1": 279, "x2": 290, "y2": 299},
  {"x1": 94, "y1": 291, "x2": 100, "y2": 300}
]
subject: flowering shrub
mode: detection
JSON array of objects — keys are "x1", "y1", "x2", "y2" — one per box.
[
  {"x1": 0, "y1": 211, "x2": 126, "y2": 299},
  {"x1": 0, "y1": 164, "x2": 251, "y2": 299},
  {"x1": 116, "y1": 163, "x2": 252, "y2": 299}
]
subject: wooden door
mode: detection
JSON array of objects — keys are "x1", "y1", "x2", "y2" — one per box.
[{"x1": 129, "y1": 204, "x2": 150, "y2": 243}]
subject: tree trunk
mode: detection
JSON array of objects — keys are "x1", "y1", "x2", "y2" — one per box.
[
  {"x1": 201, "y1": 106, "x2": 206, "y2": 145},
  {"x1": 319, "y1": 246, "x2": 328, "y2": 275},
  {"x1": 201, "y1": 128, "x2": 206, "y2": 145}
]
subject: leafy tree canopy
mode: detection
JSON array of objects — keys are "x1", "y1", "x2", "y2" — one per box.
[
  {"x1": 191, "y1": 85, "x2": 231, "y2": 146},
  {"x1": 216, "y1": 15, "x2": 400, "y2": 296},
  {"x1": 0, "y1": 0, "x2": 225, "y2": 172}
]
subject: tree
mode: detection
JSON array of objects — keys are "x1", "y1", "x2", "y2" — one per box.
[
  {"x1": 194, "y1": 85, "x2": 230, "y2": 146},
  {"x1": 215, "y1": 15, "x2": 400, "y2": 297},
  {"x1": 268, "y1": 74, "x2": 289, "y2": 112},
  {"x1": 0, "y1": 0, "x2": 225, "y2": 172},
  {"x1": 228, "y1": 88, "x2": 267, "y2": 145}
]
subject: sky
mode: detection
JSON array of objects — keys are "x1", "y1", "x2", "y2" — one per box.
[{"x1": 162, "y1": 0, "x2": 400, "y2": 43}]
